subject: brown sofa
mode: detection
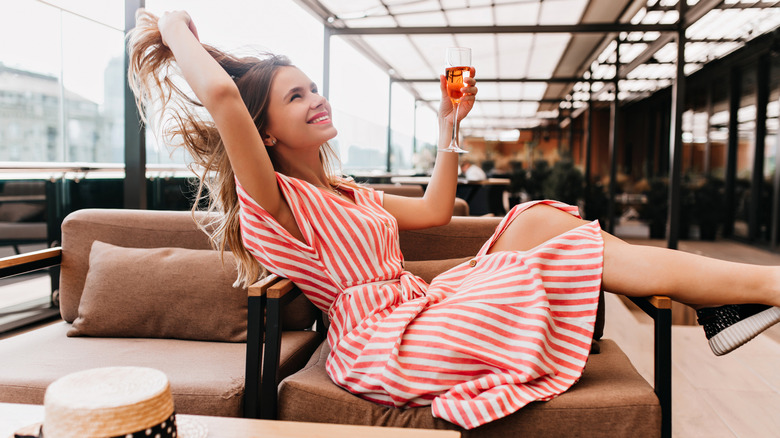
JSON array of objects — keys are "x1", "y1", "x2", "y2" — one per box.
[
  {"x1": 261, "y1": 217, "x2": 672, "y2": 437},
  {"x1": 0, "y1": 209, "x2": 671, "y2": 437},
  {"x1": 0, "y1": 208, "x2": 322, "y2": 417}
]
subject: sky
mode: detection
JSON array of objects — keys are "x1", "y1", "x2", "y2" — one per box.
[{"x1": 0, "y1": 0, "x2": 438, "y2": 163}]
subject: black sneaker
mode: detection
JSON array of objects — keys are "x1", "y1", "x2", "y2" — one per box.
[{"x1": 696, "y1": 304, "x2": 780, "y2": 356}]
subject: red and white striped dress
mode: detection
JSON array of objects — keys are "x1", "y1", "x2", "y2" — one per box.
[{"x1": 237, "y1": 173, "x2": 603, "y2": 429}]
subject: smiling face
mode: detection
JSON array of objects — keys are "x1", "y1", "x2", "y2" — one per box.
[{"x1": 264, "y1": 66, "x2": 337, "y2": 151}]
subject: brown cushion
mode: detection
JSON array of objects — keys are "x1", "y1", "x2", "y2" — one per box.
[
  {"x1": 59, "y1": 209, "x2": 318, "y2": 331},
  {"x1": 404, "y1": 257, "x2": 472, "y2": 283},
  {"x1": 399, "y1": 216, "x2": 502, "y2": 261},
  {"x1": 278, "y1": 340, "x2": 660, "y2": 437},
  {"x1": 68, "y1": 241, "x2": 248, "y2": 342},
  {"x1": 59, "y1": 209, "x2": 217, "y2": 322}
]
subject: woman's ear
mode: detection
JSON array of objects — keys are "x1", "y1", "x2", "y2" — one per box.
[{"x1": 262, "y1": 134, "x2": 277, "y2": 147}]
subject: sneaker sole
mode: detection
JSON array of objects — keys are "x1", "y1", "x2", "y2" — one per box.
[{"x1": 709, "y1": 306, "x2": 780, "y2": 356}]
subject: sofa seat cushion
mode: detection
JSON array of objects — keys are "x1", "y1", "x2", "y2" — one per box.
[
  {"x1": 278, "y1": 339, "x2": 660, "y2": 438},
  {"x1": 0, "y1": 322, "x2": 321, "y2": 417},
  {"x1": 404, "y1": 257, "x2": 472, "y2": 283}
]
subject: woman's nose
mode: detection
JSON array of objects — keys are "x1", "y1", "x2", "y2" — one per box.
[{"x1": 310, "y1": 93, "x2": 326, "y2": 108}]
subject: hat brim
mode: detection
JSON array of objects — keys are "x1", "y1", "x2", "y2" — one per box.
[{"x1": 13, "y1": 417, "x2": 207, "y2": 438}]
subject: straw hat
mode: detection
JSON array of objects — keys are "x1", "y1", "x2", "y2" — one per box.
[{"x1": 14, "y1": 367, "x2": 207, "y2": 438}]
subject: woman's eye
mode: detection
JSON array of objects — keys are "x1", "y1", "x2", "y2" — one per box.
[{"x1": 290, "y1": 94, "x2": 301, "y2": 102}]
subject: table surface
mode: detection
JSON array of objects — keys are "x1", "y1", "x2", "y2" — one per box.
[{"x1": 0, "y1": 403, "x2": 460, "y2": 438}]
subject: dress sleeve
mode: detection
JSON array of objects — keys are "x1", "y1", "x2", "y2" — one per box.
[{"x1": 234, "y1": 176, "x2": 290, "y2": 241}]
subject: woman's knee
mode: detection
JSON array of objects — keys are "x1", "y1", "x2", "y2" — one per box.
[
  {"x1": 517, "y1": 203, "x2": 582, "y2": 230},
  {"x1": 491, "y1": 204, "x2": 586, "y2": 252}
]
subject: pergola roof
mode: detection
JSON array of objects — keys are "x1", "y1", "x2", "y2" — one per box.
[{"x1": 293, "y1": 0, "x2": 780, "y2": 137}]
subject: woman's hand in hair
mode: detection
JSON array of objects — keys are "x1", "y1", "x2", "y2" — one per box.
[
  {"x1": 158, "y1": 10, "x2": 200, "y2": 47},
  {"x1": 438, "y1": 66, "x2": 477, "y2": 126}
]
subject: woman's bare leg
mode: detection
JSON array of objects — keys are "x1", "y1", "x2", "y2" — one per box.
[{"x1": 488, "y1": 204, "x2": 780, "y2": 308}]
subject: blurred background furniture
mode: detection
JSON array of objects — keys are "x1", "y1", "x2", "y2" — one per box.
[{"x1": 0, "y1": 181, "x2": 48, "y2": 255}]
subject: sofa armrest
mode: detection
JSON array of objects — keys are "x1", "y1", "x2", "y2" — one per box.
[
  {"x1": 635, "y1": 295, "x2": 672, "y2": 310},
  {"x1": 0, "y1": 248, "x2": 62, "y2": 332},
  {"x1": 245, "y1": 274, "x2": 283, "y2": 419},
  {"x1": 248, "y1": 273, "x2": 282, "y2": 297},
  {"x1": 268, "y1": 278, "x2": 296, "y2": 299},
  {"x1": 0, "y1": 247, "x2": 61, "y2": 278},
  {"x1": 629, "y1": 295, "x2": 672, "y2": 438},
  {"x1": 245, "y1": 275, "x2": 315, "y2": 420}
]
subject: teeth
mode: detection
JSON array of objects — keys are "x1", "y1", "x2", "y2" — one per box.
[{"x1": 309, "y1": 115, "x2": 329, "y2": 123}]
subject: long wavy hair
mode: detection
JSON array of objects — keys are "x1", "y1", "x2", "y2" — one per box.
[{"x1": 127, "y1": 9, "x2": 342, "y2": 287}]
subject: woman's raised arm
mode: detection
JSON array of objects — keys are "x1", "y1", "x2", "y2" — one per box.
[{"x1": 155, "y1": 11, "x2": 284, "y2": 217}]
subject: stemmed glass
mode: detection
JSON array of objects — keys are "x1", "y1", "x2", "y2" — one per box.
[{"x1": 440, "y1": 47, "x2": 471, "y2": 153}]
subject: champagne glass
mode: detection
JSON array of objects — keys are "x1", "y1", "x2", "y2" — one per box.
[{"x1": 441, "y1": 47, "x2": 471, "y2": 153}]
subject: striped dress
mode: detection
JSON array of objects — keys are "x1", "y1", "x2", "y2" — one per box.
[{"x1": 237, "y1": 173, "x2": 603, "y2": 429}]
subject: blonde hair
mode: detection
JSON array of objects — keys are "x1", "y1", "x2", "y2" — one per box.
[{"x1": 127, "y1": 9, "x2": 343, "y2": 287}]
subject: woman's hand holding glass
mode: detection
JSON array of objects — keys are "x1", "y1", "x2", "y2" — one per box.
[
  {"x1": 439, "y1": 66, "x2": 477, "y2": 124},
  {"x1": 439, "y1": 65, "x2": 477, "y2": 153}
]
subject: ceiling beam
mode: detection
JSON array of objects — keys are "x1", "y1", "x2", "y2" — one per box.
[
  {"x1": 568, "y1": 0, "x2": 646, "y2": 79},
  {"x1": 291, "y1": 0, "x2": 337, "y2": 25},
  {"x1": 648, "y1": 1, "x2": 779, "y2": 12},
  {"x1": 329, "y1": 23, "x2": 677, "y2": 35},
  {"x1": 619, "y1": 0, "x2": 724, "y2": 77},
  {"x1": 683, "y1": 0, "x2": 727, "y2": 27},
  {"x1": 293, "y1": 0, "x2": 738, "y2": 127}
]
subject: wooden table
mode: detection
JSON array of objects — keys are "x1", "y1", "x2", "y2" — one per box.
[{"x1": 0, "y1": 403, "x2": 460, "y2": 438}]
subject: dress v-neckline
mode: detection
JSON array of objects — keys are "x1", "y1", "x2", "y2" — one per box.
[{"x1": 313, "y1": 182, "x2": 357, "y2": 206}]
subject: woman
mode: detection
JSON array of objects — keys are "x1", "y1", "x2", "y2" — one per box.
[{"x1": 128, "y1": 10, "x2": 780, "y2": 429}]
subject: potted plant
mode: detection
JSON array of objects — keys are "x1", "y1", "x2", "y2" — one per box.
[
  {"x1": 642, "y1": 178, "x2": 668, "y2": 239},
  {"x1": 526, "y1": 159, "x2": 551, "y2": 201},
  {"x1": 543, "y1": 159, "x2": 584, "y2": 205},
  {"x1": 693, "y1": 176, "x2": 724, "y2": 240}
]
